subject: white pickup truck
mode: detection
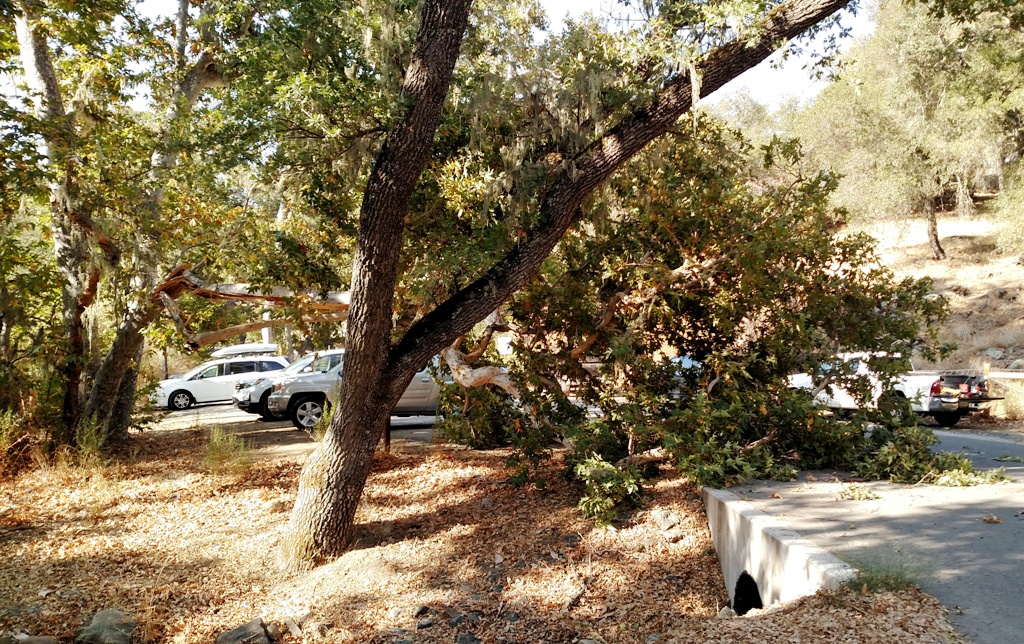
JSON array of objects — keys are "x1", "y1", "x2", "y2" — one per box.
[{"x1": 788, "y1": 353, "x2": 971, "y2": 426}]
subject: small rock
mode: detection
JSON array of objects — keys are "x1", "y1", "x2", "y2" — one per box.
[
  {"x1": 716, "y1": 606, "x2": 736, "y2": 619},
  {"x1": 664, "y1": 529, "x2": 694, "y2": 545},
  {"x1": 455, "y1": 635, "x2": 481, "y2": 644},
  {"x1": 985, "y1": 347, "x2": 1005, "y2": 360},
  {"x1": 387, "y1": 607, "x2": 404, "y2": 620},
  {"x1": 649, "y1": 509, "x2": 679, "y2": 531},
  {"x1": 412, "y1": 605, "x2": 429, "y2": 618},
  {"x1": 295, "y1": 612, "x2": 313, "y2": 627},
  {"x1": 563, "y1": 534, "x2": 581, "y2": 544},
  {"x1": 646, "y1": 635, "x2": 661, "y2": 643},
  {"x1": 1009, "y1": 359, "x2": 1024, "y2": 370},
  {"x1": 262, "y1": 498, "x2": 287, "y2": 513},
  {"x1": 77, "y1": 609, "x2": 136, "y2": 644},
  {"x1": 215, "y1": 618, "x2": 271, "y2": 644},
  {"x1": 480, "y1": 497, "x2": 494, "y2": 509},
  {"x1": 416, "y1": 618, "x2": 434, "y2": 629},
  {"x1": 38, "y1": 588, "x2": 55, "y2": 598},
  {"x1": 283, "y1": 618, "x2": 302, "y2": 637},
  {"x1": 265, "y1": 622, "x2": 282, "y2": 641},
  {"x1": 448, "y1": 615, "x2": 465, "y2": 627},
  {"x1": 503, "y1": 612, "x2": 520, "y2": 622}
]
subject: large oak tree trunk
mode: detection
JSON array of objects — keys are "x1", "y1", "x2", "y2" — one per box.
[
  {"x1": 282, "y1": 0, "x2": 853, "y2": 569},
  {"x1": 282, "y1": 0, "x2": 475, "y2": 569}
]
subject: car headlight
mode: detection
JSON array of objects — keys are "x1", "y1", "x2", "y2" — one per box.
[{"x1": 272, "y1": 383, "x2": 282, "y2": 392}]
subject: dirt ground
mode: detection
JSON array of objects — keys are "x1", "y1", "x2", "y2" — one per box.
[{"x1": 0, "y1": 408, "x2": 965, "y2": 643}]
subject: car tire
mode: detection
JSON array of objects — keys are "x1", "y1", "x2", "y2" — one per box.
[
  {"x1": 259, "y1": 391, "x2": 278, "y2": 421},
  {"x1": 932, "y1": 411, "x2": 961, "y2": 428},
  {"x1": 290, "y1": 397, "x2": 325, "y2": 431},
  {"x1": 168, "y1": 390, "x2": 194, "y2": 411}
]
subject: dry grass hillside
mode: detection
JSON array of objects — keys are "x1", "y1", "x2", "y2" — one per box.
[
  {"x1": 854, "y1": 213, "x2": 1024, "y2": 419},
  {"x1": 856, "y1": 214, "x2": 1024, "y2": 370}
]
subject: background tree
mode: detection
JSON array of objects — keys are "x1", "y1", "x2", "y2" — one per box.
[{"x1": 788, "y1": 0, "x2": 1024, "y2": 259}]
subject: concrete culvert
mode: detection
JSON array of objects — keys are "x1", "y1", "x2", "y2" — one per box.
[{"x1": 733, "y1": 571, "x2": 764, "y2": 616}]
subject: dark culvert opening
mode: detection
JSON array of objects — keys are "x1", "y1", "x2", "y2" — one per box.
[{"x1": 733, "y1": 571, "x2": 764, "y2": 616}]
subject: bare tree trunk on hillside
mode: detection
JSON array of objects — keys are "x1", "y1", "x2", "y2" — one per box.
[
  {"x1": 926, "y1": 201, "x2": 946, "y2": 260},
  {"x1": 281, "y1": 0, "x2": 854, "y2": 568}
]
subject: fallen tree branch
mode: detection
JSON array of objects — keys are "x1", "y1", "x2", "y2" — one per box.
[{"x1": 615, "y1": 447, "x2": 669, "y2": 468}]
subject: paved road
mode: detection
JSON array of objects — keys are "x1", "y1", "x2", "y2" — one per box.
[{"x1": 734, "y1": 429, "x2": 1024, "y2": 644}]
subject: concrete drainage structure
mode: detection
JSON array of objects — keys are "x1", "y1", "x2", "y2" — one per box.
[{"x1": 702, "y1": 488, "x2": 856, "y2": 609}]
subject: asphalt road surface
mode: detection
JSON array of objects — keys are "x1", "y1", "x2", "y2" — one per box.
[{"x1": 735, "y1": 428, "x2": 1024, "y2": 644}]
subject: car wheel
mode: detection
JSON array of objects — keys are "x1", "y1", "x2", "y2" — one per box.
[
  {"x1": 259, "y1": 391, "x2": 279, "y2": 421},
  {"x1": 168, "y1": 390, "x2": 194, "y2": 411},
  {"x1": 291, "y1": 397, "x2": 324, "y2": 431},
  {"x1": 932, "y1": 411, "x2": 961, "y2": 428}
]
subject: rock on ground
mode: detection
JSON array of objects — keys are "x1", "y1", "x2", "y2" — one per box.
[{"x1": 76, "y1": 610, "x2": 136, "y2": 644}]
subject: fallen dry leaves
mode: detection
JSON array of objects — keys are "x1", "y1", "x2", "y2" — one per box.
[{"x1": 0, "y1": 420, "x2": 964, "y2": 643}]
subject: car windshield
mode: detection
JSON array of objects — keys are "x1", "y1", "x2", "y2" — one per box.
[
  {"x1": 310, "y1": 353, "x2": 343, "y2": 373},
  {"x1": 282, "y1": 354, "x2": 316, "y2": 373}
]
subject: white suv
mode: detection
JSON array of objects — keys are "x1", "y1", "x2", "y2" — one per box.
[
  {"x1": 232, "y1": 350, "x2": 343, "y2": 420},
  {"x1": 154, "y1": 355, "x2": 290, "y2": 411}
]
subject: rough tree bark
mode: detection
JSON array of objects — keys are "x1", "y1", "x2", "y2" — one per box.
[
  {"x1": 14, "y1": 4, "x2": 97, "y2": 443},
  {"x1": 282, "y1": 0, "x2": 854, "y2": 568},
  {"x1": 282, "y1": 0, "x2": 476, "y2": 568}
]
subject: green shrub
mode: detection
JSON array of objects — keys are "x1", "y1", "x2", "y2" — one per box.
[
  {"x1": 573, "y1": 455, "x2": 643, "y2": 526},
  {"x1": 436, "y1": 383, "x2": 527, "y2": 449}
]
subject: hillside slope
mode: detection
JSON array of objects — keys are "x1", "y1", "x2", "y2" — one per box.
[{"x1": 857, "y1": 214, "x2": 1023, "y2": 371}]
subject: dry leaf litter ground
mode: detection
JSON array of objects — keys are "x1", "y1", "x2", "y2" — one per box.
[{"x1": 0, "y1": 413, "x2": 965, "y2": 643}]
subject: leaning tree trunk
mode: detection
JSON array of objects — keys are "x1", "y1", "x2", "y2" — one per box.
[
  {"x1": 81, "y1": 300, "x2": 155, "y2": 441},
  {"x1": 925, "y1": 201, "x2": 946, "y2": 260},
  {"x1": 103, "y1": 345, "x2": 143, "y2": 443},
  {"x1": 282, "y1": 0, "x2": 474, "y2": 569}
]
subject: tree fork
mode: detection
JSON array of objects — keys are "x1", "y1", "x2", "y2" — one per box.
[{"x1": 282, "y1": 0, "x2": 853, "y2": 568}]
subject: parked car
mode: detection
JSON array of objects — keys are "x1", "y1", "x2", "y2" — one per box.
[
  {"x1": 154, "y1": 354, "x2": 290, "y2": 411},
  {"x1": 266, "y1": 352, "x2": 444, "y2": 430},
  {"x1": 787, "y1": 353, "x2": 995, "y2": 427},
  {"x1": 232, "y1": 349, "x2": 343, "y2": 420}
]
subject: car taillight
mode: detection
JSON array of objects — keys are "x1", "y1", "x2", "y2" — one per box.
[{"x1": 930, "y1": 379, "x2": 942, "y2": 396}]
